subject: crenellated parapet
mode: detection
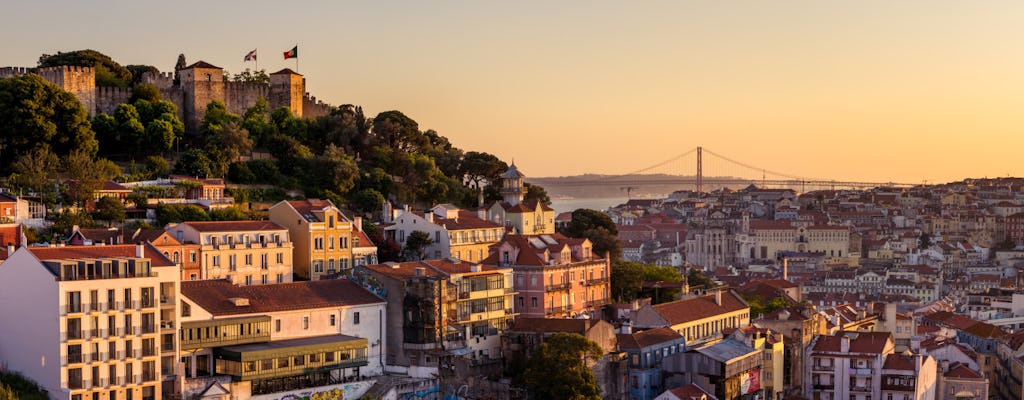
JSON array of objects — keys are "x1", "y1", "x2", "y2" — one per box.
[
  {"x1": 94, "y1": 86, "x2": 133, "y2": 115},
  {"x1": 0, "y1": 66, "x2": 33, "y2": 78},
  {"x1": 141, "y1": 71, "x2": 175, "y2": 90},
  {"x1": 302, "y1": 92, "x2": 332, "y2": 119}
]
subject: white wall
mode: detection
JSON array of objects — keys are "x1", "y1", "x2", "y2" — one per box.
[{"x1": 0, "y1": 248, "x2": 63, "y2": 397}]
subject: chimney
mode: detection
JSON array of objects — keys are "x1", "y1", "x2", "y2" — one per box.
[
  {"x1": 353, "y1": 216, "x2": 363, "y2": 232},
  {"x1": 620, "y1": 321, "x2": 632, "y2": 334},
  {"x1": 425, "y1": 213, "x2": 433, "y2": 223},
  {"x1": 782, "y1": 257, "x2": 788, "y2": 281},
  {"x1": 7, "y1": 244, "x2": 14, "y2": 255},
  {"x1": 840, "y1": 334, "x2": 851, "y2": 352},
  {"x1": 136, "y1": 243, "x2": 145, "y2": 258},
  {"x1": 715, "y1": 290, "x2": 722, "y2": 306}
]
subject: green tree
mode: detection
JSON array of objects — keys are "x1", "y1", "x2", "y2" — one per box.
[
  {"x1": 145, "y1": 119, "x2": 177, "y2": 154},
  {"x1": 114, "y1": 103, "x2": 145, "y2": 153},
  {"x1": 232, "y1": 69, "x2": 270, "y2": 84},
  {"x1": 125, "y1": 65, "x2": 159, "y2": 86},
  {"x1": 61, "y1": 150, "x2": 118, "y2": 209},
  {"x1": 156, "y1": 204, "x2": 211, "y2": 226},
  {"x1": 210, "y1": 206, "x2": 249, "y2": 221},
  {"x1": 7, "y1": 147, "x2": 60, "y2": 206},
  {"x1": 522, "y1": 333, "x2": 603, "y2": 400},
  {"x1": 144, "y1": 155, "x2": 170, "y2": 178},
  {"x1": 174, "y1": 149, "x2": 214, "y2": 177},
  {"x1": 0, "y1": 73, "x2": 97, "y2": 172},
  {"x1": 93, "y1": 196, "x2": 126, "y2": 226},
  {"x1": 242, "y1": 97, "x2": 275, "y2": 147},
  {"x1": 919, "y1": 232, "x2": 931, "y2": 249},
  {"x1": 686, "y1": 268, "x2": 718, "y2": 291},
  {"x1": 351, "y1": 189, "x2": 385, "y2": 215},
  {"x1": 265, "y1": 134, "x2": 312, "y2": 175},
  {"x1": 561, "y1": 209, "x2": 622, "y2": 261},
  {"x1": 130, "y1": 83, "x2": 161, "y2": 103},
  {"x1": 38, "y1": 49, "x2": 131, "y2": 87},
  {"x1": 126, "y1": 192, "x2": 149, "y2": 208},
  {"x1": 372, "y1": 110, "x2": 428, "y2": 152},
  {"x1": 460, "y1": 151, "x2": 507, "y2": 189},
  {"x1": 402, "y1": 230, "x2": 433, "y2": 261},
  {"x1": 524, "y1": 182, "x2": 551, "y2": 205},
  {"x1": 610, "y1": 261, "x2": 644, "y2": 301}
]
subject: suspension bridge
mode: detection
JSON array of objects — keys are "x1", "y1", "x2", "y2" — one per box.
[{"x1": 531, "y1": 146, "x2": 917, "y2": 194}]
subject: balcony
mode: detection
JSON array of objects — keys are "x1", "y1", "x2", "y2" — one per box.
[
  {"x1": 585, "y1": 299, "x2": 609, "y2": 308},
  {"x1": 212, "y1": 334, "x2": 369, "y2": 381},
  {"x1": 142, "y1": 325, "x2": 156, "y2": 335},
  {"x1": 63, "y1": 330, "x2": 84, "y2": 341},
  {"x1": 65, "y1": 353, "x2": 84, "y2": 365},
  {"x1": 850, "y1": 384, "x2": 871, "y2": 392},
  {"x1": 545, "y1": 305, "x2": 572, "y2": 315},
  {"x1": 813, "y1": 363, "x2": 834, "y2": 371},
  {"x1": 142, "y1": 347, "x2": 157, "y2": 358},
  {"x1": 160, "y1": 321, "x2": 175, "y2": 332},
  {"x1": 544, "y1": 282, "x2": 571, "y2": 292},
  {"x1": 66, "y1": 303, "x2": 83, "y2": 315},
  {"x1": 585, "y1": 277, "x2": 610, "y2": 286},
  {"x1": 180, "y1": 316, "x2": 272, "y2": 350}
]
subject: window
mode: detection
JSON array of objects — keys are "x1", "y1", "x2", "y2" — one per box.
[
  {"x1": 190, "y1": 251, "x2": 196, "y2": 263},
  {"x1": 277, "y1": 253, "x2": 284, "y2": 264},
  {"x1": 275, "y1": 320, "x2": 281, "y2": 332},
  {"x1": 353, "y1": 312, "x2": 360, "y2": 325},
  {"x1": 66, "y1": 291, "x2": 83, "y2": 313},
  {"x1": 330, "y1": 315, "x2": 336, "y2": 326},
  {"x1": 314, "y1": 261, "x2": 324, "y2": 273},
  {"x1": 261, "y1": 274, "x2": 268, "y2": 284},
  {"x1": 277, "y1": 273, "x2": 284, "y2": 283},
  {"x1": 329, "y1": 215, "x2": 335, "y2": 228},
  {"x1": 531, "y1": 297, "x2": 538, "y2": 308},
  {"x1": 245, "y1": 276, "x2": 252, "y2": 286},
  {"x1": 302, "y1": 316, "x2": 309, "y2": 329},
  {"x1": 517, "y1": 297, "x2": 524, "y2": 308},
  {"x1": 245, "y1": 254, "x2": 253, "y2": 265},
  {"x1": 329, "y1": 237, "x2": 335, "y2": 250}
]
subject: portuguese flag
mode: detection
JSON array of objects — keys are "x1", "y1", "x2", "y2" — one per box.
[{"x1": 283, "y1": 46, "x2": 298, "y2": 59}]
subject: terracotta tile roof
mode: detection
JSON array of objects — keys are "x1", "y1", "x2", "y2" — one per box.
[
  {"x1": 812, "y1": 332, "x2": 892, "y2": 354},
  {"x1": 508, "y1": 318, "x2": 603, "y2": 335},
  {"x1": 665, "y1": 384, "x2": 718, "y2": 400},
  {"x1": 0, "y1": 224, "x2": 22, "y2": 248},
  {"x1": 616, "y1": 327, "x2": 683, "y2": 350},
  {"x1": 963, "y1": 321, "x2": 1006, "y2": 339},
  {"x1": 882, "y1": 354, "x2": 917, "y2": 371},
  {"x1": 131, "y1": 229, "x2": 173, "y2": 244},
  {"x1": 360, "y1": 259, "x2": 502, "y2": 280},
  {"x1": 99, "y1": 180, "x2": 131, "y2": 192},
  {"x1": 944, "y1": 362, "x2": 983, "y2": 379},
  {"x1": 652, "y1": 291, "x2": 748, "y2": 326},
  {"x1": 435, "y1": 211, "x2": 502, "y2": 231},
  {"x1": 352, "y1": 230, "x2": 375, "y2": 248},
  {"x1": 183, "y1": 61, "x2": 221, "y2": 70},
  {"x1": 181, "y1": 279, "x2": 383, "y2": 316},
  {"x1": 284, "y1": 199, "x2": 341, "y2": 223},
  {"x1": 28, "y1": 244, "x2": 175, "y2": 267},
  {"x1": 482, "y1": 233, "x2": 595, "y2": 266},
  {"x1": 180, "y1": 220, "x2": 285, "y2": 232},
  {"x1": 76, "y1": 228, "x2": 123, "y2": 243}
]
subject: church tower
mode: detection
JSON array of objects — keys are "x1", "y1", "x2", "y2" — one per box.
[{"x1": 500, "y1": 162, "x2": 525, "y2": 206}]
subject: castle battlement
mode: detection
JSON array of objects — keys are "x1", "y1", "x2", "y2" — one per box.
[
  {"x1": 38, "y1": 65, "x2": 94, "y2": 73},
  {"x1": 0, "y1": 67, "x2": 33, "y2": 78},
  {"x1": 141, "y1": 71, "x2": 175, "y2": 89},
  {"x1": 96, "y1": 86, "x2": 131, "y2": 96}
]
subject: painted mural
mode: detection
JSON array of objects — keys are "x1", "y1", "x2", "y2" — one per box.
[{"x1": 249, "y1": 381, "x2": 374, "y2": 400}]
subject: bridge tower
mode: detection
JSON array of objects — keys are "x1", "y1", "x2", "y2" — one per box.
[{"x1": 696, "y1": 146, "x2": 703, "y2": 193}]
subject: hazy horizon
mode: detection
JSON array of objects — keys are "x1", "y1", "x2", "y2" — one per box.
[{"x1": 4, "y1": 1, "x2": 1023, "y2": 184}]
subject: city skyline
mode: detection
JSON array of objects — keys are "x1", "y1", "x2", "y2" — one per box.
[{"x1": 3, "y1": 1, "x2": 1023, "y2": 183}]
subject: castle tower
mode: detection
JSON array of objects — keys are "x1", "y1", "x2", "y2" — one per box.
[
  {"x1": 500, "y1": 162, "x2": 525, "y2": 206},
  {"x1": 36, "y1": 66, "x2": 97, "y2": 115},
  {"x1": 269, "y1": 69, "x2": 304, "y2": 118},
  {"x1": 179, "y1": 61, "x2": 225, "y2": 135}
]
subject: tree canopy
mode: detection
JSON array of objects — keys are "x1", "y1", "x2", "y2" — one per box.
[
  {"x1": 522, "y1": 333, "x2": 603, "y2": 400},
  {"x1": 559, "y1": 209, "x2": 621, "y2": 261},
  {"x1": 38, "y1": 49, "x2": 132, "y2": 87}
]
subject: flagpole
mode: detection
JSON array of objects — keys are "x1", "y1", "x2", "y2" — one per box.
[
  {"x1": 255, "y1": 48, "x2": 258, "y2": 73},
  {"x1": 295, "y1": 43, "x2": 299, "y2": 73}
]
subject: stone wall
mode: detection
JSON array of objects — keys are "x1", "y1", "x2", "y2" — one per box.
[
  {"x1": 141, "y1": 71, "x2": 175, "y2": 90},
  {"x1": 37, "y1": 66, "x2": 97, "y2": 115},
  {"x1": 95, "y1": 86, "x2": 132, "y2": 116},
  {"x1": 224, "y1": 81, "x2": 269, "y2": 116},
  {"x1": 0, "y1": 67, "x2": 32, "y2": 79},
  {"x1": 269, "y1": 71, "x2": 304, "y2": 117},
  {"x1": 303, "y1": 93, "x2": 332, "y2": 119}
]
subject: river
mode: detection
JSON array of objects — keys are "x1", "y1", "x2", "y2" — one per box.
[{"x1": 549, "y1": 197, "x2": 630, "y2": 214}]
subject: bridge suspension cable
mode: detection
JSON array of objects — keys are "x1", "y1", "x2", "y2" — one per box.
[
  {"x1": 700, "y1": 147, "x2": 810, "y2": 181},
  {"x1": 622, "y1": 147, "x2": 699, "y2": 176}
]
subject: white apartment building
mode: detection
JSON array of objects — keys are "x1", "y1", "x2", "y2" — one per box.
[
  {"x1": 177, "y1": 279, "x2": 386, "y2": 398},
  {"x1": 0, "y1": 244, "x2": 181, "y2": 400},
  {"x1": 805, "y1": 332, "x2": 937, "y2": 400}
]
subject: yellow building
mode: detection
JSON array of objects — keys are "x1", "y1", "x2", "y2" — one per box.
[
  {"x1": 481, "y1": 163, "x2": 556, "y2": 235},
  {"x1": 269, "y1": 199, "x2": 355, "y2": 280},
  {"x1": 167, "y1": 221, "x2": 293, "y2": 285},
  {"x1": 385, "y1": 205, "x2": 504, "y2": 262}
]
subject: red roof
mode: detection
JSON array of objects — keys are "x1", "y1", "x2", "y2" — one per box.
[
  {"x1": 617, "y1": 327, "x2": 683, "y2": 350},
  {"x1": 28, "y1": 244, "x2": 175, "y2": 267},
  {"x1": 652, "y1": 291, "x2": 748, "y2": 326},
  {"x1": 882, "y1": 354, "x2": 917, "y2": 371},
  {"x1": 181, "y1": 279, "x2": 382, "y2": 316},
  {"x1": 944, "y1": 363, "x2": 983, "y2": 379},
  {"x1": 812, "y1": 332, "x2": 892, "y2": 354},
  {"x1": 666, "y1": 384, "x2": 717, "y2": 400},
  {"x1": 180, "y1": 220, "x2": 285, "y2": 232}
]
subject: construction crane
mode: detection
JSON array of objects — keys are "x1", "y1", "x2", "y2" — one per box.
[{"x1": 620, "y1": 186, "x2": 639, "y2": 199}]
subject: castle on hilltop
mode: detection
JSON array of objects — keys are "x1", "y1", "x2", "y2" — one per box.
[{"x1": 0, "y1": 61, "x2": 332, "y2": 133}]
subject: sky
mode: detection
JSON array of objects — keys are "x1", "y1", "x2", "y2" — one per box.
[{"x1": 3, "y1": 1, "x2": 1023, "y2": 184}]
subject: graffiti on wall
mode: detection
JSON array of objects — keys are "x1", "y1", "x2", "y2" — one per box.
[{"x1": 249, "y1": 381, "x2": 374, "y2": 400}]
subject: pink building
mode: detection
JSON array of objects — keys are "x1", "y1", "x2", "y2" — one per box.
[{"x1": 483, "y1": 233, "x2": 610, "y2": 318}]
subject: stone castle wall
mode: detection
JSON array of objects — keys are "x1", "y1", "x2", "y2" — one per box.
[
  {"x1": 95, "y1": 86, "x2": 132, "y2": 116},
  {"x1": 224, "y1": 81, "x2": 270, "y2": 117},
  {"x1": 2, "y1": 61, "x2": 335, "y2": 132},
  {"x1": 38, "y1": 66, "x2": 97, "y2": 115}
]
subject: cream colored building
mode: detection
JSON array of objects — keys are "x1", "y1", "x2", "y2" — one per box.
[
  {"x1": 269, "y1": 199, "x2": 358, "y2": 280},
  {"x1": 0, "y1": 244, "x2": 181, "y2": 400},
  {"x1": 631, "y1": 290, "x2": 751, "y2": 345},
  {"x1": 176, "y1": 279, "x2": 386, "y2": 398},
  {"x1": 480, "y1": 163, "x2": 556, "y2": 235},
  {"x1": 166, "y1": 221, "x2": 293, "y2": 285},
  {"x1": 384, "y1": 204, "x2": 504, "y2": 262}
]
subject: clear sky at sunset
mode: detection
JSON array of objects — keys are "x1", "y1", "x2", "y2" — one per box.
[{"x1": 3, "y1": 1, "x2": 1022, "y2": 183}]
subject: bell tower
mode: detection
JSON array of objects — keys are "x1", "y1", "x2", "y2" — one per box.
[{"x1": 499, "y1": 162, "x2": 525, "y2": 205}]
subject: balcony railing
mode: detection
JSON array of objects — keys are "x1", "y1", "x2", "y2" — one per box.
[
  {"x1": 142, "y1": 325, "x2": 156, "y2": 334},
  {"x1": 65, "y1": 354, "x2": 83, "y2": 365},
  {"x1": 142, "y1": 347, "x2": 156, "y2": 357},
  {"x1": 545, "y1": 305, "x2": 572, "y2": 315},
  {"x1": 585, "y1": 277, "x2": 610, "y2": 286},
  {"x1": 63, "y1": 330, "x2": 83, "y2": 341},
  {"x1": 67, "y1": 380, "x2": 83, "y2": 390},
  {"x1": 585, "y1": 299, "x2": 608, "y2": 308},
  {"x1": 143, "y1": 371, "x2": 157, "y2": 382},
  {"x1": 162, "y1": 342, "x2": 175, "y2": 352},
  {"x1": 812, "y1": 383, "x2": 833, "y2": 390},
  {"x1": 544, "y1": 282, "x2": 571, "y2": 292},
  {"x1": 66, "y1": 303, "x2": 83, "y2": 314},
  {"x1": 133, "y1": 375, "x2": 143, "y2": 385}
]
